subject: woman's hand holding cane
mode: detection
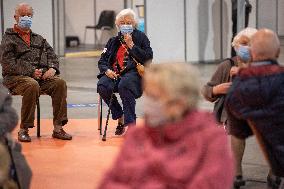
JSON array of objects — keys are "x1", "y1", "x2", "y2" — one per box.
[{"x1": 105, "y1": 69, "x2": 118, "y2": 79}]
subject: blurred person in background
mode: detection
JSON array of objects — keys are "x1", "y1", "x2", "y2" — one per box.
[
  {"x1": 202, "y1": 27, "x2": 257, "y2": 188},
  {"x1": 98, "y1": 63, "x2": 234, "y2": 189}
]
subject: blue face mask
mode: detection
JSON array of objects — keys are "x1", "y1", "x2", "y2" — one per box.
[
  {"x1": 18, "y1": 16, "x2": 32, "y2": 29},
  {"x1": 120, "y1": 25, "x2": 133, "y2": 34},
  {"x1": 236, "y1": 45, "x2": 251, "y2": 62}
]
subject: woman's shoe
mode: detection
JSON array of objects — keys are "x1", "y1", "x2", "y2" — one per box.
[
  {"x1": 115, "y1": 123, "x2": 125, "y2": 135},
  {"x1": 233, "y1": 175, "x2": 245, "y2": 189}
]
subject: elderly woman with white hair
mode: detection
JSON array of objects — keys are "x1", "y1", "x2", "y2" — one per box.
[
  {"x1": 202, "y1": 27, "x2": 257, "y2": 189},
  {"x1": 98, "y1": 63, "x2": 234, "y2": 189},
  {"x1": 97, "y1": 8, "x2": 153, "y2": 135}
]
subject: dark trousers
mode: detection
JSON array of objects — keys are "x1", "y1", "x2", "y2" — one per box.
[
  {"x1": 4, "y1": 76, "x2": 68, "y2": 129},
  {"x1": 97, "y1": 76, "x2": 136, "y2": 126}
]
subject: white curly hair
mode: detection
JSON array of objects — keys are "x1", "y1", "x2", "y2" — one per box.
[
  {"x1": 232, "y1": 27, "x2": 258, "y2": 47},
  {"x1": 115, "y1": 8, "x2": 138, "y2": 26}
]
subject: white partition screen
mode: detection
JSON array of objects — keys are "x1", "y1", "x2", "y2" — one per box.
[
  {"x1": 146, "y1": 0, "x2": 185, "y2": 62},
  {"x1": 186, "y1": 0, "x2": 222, "y2": 62},
  {"x1": 257, "y1": 0, "x2": 277, "y2": 31},
  {"x1": 278, "y1": 0, "x2": 284, "y2": 36}
]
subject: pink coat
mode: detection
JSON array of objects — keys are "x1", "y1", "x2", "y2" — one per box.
[{"x1": 98, "y1": 111, "x2": 234, "y2": 189}]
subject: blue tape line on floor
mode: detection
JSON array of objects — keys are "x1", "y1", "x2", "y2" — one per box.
[{"x1": 67, "y1": 103, "x2": 106, "y2": 108}]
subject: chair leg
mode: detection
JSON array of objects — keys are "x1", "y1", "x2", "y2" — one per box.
[
  {"x1": 36, "y1": 98, "x2": 41, "y2": 137},
  {"x1": 98, "y1": 96, "x2": 103, "y2": 135},
  {"x1": 83, "y1": 28, "x2": 87, "y2": 45},
  {"x1": 95, "y1": 29, "x2": 98, "y2": 47}
]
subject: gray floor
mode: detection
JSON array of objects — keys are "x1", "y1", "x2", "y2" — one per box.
[{"x1": 10, "y1": 45, "x2": 284, "y2": 189}]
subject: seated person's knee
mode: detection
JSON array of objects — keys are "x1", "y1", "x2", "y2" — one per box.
[{"x1": 28, "y1": 79, "x2": 40, "y2": 92}]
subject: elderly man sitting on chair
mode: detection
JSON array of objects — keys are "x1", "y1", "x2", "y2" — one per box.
[{"x1": 0, "y1": 3, "x2": 72, "y2": 142}]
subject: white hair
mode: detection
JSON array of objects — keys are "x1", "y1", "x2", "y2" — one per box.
[
  {"x1": 144, "y1": 63, "x2": 200, "y2": 110},
  {"x1": 115, "y1": 8, "x2": 137, "y2": 26},
  {"x1": 15, "y1": 3, "x2": 34, "y2": 16},
  {"x1": 232, "y1": 27, "x2": 258, "y2": 47}
]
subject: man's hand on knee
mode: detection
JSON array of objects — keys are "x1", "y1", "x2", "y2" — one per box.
[
  {"x1": 42, "y1": 68, "x2": 56, "y2": 80},
  {"x1": 33, "y1": 69, "x2": 43, "y2": 79}
]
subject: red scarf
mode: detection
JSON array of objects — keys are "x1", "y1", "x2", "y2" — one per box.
[
  {"x1": 13, "y1": 24, "x2": 31, "y2": 46},
  {"x1": 113, "y1": 45, "x2": 127, "y2": 73}
]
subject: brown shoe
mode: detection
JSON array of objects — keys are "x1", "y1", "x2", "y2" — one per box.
[
  {"x1": 52, "y1": 129, "x2": 72, "y2": 140},
  {"x1": 18, "y1": 130, "x2": 31, "y2": 142}
]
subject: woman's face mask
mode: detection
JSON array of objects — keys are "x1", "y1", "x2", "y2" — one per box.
[
  {"x1": 235, "y1": 45, "x2": 251, "y2": 62},
  {"x1": 143, "y1": 95, "x2": 169, "y2": 128},
  {"x1": 18, "y1": 16, "x2": 32, "y2": 29},
  {"x1": 119, "y1": 24, "x2": 134, "y2": 35}
]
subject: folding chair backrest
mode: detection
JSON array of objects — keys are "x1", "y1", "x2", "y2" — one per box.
[{"x1": 95, "y1": 10, "x2": 115, "y2": 29}]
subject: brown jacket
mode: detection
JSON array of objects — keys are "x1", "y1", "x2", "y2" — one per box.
[
  {"x1": 201, "y1": 58, "x2": 236, "y2": 123},
  {"x1": 0, "y1": 28, "x2": 60, "y2": 82}
]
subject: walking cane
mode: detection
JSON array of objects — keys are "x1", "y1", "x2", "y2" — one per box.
[{"x1": 102, "y1": 78, "x2": 117, "y2": 141}]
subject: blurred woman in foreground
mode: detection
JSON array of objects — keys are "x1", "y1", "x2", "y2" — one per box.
[{"x1": 98, "y1": 63, "x2": 234, "y2": 189}]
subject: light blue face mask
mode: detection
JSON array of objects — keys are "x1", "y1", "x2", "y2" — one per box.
[
  {"x1": 120, "y1": 24, "x2": 133, "y2": 35},
  {"x1": 236, "y1": 45, "x2": 251, "y2": 62},
  {"x1": 18, "y1": 16, "x2": 32, "y2": 29}
]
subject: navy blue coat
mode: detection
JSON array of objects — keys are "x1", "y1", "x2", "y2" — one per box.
[
  {"x1": 97, "y1": 29, "x2": 153, "y2": 98},
  {"x1": 225, "y1": 61, "x2": 284, "y2": 176}
]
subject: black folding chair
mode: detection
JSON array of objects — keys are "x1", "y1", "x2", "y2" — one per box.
[
  {"x1": 83, "y1": 10, "x2": 115, "y2": 46},
  {"x1": 11, "y1": 93, "x2": 42, "y2": 137}
]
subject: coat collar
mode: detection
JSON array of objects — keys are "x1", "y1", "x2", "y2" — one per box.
[{"x1": 5, "y1": 27, "x2": 38, "y2": 37}]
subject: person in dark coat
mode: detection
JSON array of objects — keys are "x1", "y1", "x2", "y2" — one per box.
[
  {"x1": 0, "y1": 84, "x2": 32, "y2": 189},
  {"x1": 0, "y1": 3, "x2": 72, "y2": 142},
  {"x1": 97, "y1": 8, "x2": 153, "y2": 135},
  {"x1": 226, "y1": 29, "x2": 284, "y2": 188}
]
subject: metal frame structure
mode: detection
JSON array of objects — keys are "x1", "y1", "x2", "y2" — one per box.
[{"x1": 0, "y1": 0, "x2": 4, "y2": 38}]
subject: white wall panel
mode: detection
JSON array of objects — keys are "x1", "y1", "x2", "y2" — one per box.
[
  {"x1": 146, "y1": 0, "x2": 185, "y2": 62},
  {"x1": 0, "y1": 0, "x2": 3, "y2": 42},
  {"x1": 222, "y1": 0, "x2": 231, "y2": 58},
  {"x1": 3, "y1": 0, "x2": 53, "y2": 47},
  {"x1": 65, "y1": 0, "x2": 94, "y2": 44},
  {"x1": 186, "y1": 0, "x2": 221, "y2": 62},
  {"x1": 257, "y1": 0, "x2": 277, "y2": 31},
  {"x1": 53, "y1": 0, "x2": 65, "y2": 56},
  {"x1": 248, "y1": 0, "x2": 257, "y2": 28},
  {"x1": 96, "y1": 0, "x2": 124, "y2": 20},
  {"x1": 278, "y1": 0, "x2": 284, "y2": 36}
]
